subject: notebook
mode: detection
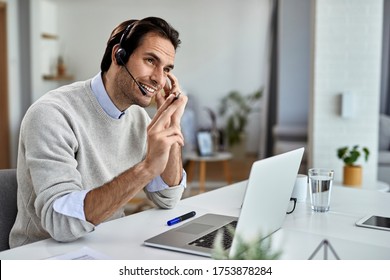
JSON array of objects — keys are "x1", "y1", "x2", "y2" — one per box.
[{"x1": 144, "y1": 147, "x2": 304, "y2": 258}]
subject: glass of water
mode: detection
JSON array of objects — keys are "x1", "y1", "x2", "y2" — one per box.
[{"x1": 308, "y1": 168, "x2": 334, "y2": 212}]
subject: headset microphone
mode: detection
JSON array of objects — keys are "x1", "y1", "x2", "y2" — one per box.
[
  {"x1": 115, "y1": 23, "x2": 147, "y2": 96},
  {"x1": 116, "y1": 53, "x2": 148, "y2": 96},
  {"x1": 123, "y1": 64, "x2": 148, "y2": 96},
  {"x1": 119, "y1": 54, "x2": 148, "y2": 95}
]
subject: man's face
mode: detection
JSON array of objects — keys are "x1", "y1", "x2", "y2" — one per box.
[{"x1": 116, "y1": 32, "x2": 175, "y2": 109}]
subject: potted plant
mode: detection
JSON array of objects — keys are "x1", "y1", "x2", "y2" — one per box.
[
  {"x1": 218, "y1": 88, "x2": 263, "y2": 148},
  {"x1": 212, "y1": 225, "x2": 281, "y2": 260},
  {"x1": 337, "y1": 145, "x2": 370, "y2": 187}
]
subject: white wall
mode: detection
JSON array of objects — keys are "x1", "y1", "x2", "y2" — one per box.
[
  {"x1": 5, "y1": 0, "x2": 22, "y2": 167},
  {"x1": 310, "y1": 0, "x2": 383, "y2": 188},
  {"x1": 30, "y1": 0, "x2": 63, "y2": 102}
]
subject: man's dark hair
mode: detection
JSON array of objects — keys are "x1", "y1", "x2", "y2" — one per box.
[{"x1": 100, "y1": 17, "x2": 181, "y2": 72}]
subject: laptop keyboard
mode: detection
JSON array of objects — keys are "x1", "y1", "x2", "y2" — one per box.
[{"x1": 188, "y1": 220, "x2": 237, "y2": 250}]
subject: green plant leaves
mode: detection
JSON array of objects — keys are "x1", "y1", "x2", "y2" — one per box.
[
  {"x1": 218, "y1": 89, "x2": 263, "y2": 147},
  {"x1": 211, "y1": 225, "x2": 281, "y2": 260},
  {"x1": 337, "y1": 145, "x2": 370, "y2": 166}
]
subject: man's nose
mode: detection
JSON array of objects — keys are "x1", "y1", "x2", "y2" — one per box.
[{"x1": 150, "y1": 67, "x2": 166, "y2": 87}]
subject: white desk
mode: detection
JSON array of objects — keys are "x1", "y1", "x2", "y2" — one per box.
[
  {"x1": 334, "y1": 180, "x2": 390, "y2": 192},
  {"x1": 1, "y1": 181, "x2": 389, "y2": 260}
]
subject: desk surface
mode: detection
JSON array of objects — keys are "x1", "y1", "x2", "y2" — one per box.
[{"x1": 1, "y1": 181, "x2": 390, "y2": 260}]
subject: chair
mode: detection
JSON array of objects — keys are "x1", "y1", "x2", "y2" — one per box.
[{"x1": 0, "y1": 169, "x2": 18, "y2": 251}]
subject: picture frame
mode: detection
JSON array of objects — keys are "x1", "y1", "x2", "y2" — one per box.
[{"x1": 196, "y1": 131, "x2": 214, "y2": 156}]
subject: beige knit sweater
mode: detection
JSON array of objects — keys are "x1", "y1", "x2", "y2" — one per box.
[{"x1": 9, "y1": 80, "x2": 184, "y2": 248}]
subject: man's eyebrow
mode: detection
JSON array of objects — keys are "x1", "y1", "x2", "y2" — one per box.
[{"x1": 146, "y1": 52, "x2": 174, "y2": 70}]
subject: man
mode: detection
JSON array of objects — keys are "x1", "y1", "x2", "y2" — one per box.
[{"x1": 10, "y1": 17, "x2": 188, "y2": 248}]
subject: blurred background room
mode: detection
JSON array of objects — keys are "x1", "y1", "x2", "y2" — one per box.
[{"x1": 1, "y1": 0, "x2": 389, "y2": 213}]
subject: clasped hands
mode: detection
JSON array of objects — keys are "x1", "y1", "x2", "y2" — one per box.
[{"x1": 144, "y1": 73, "x2": 188, "y2": 176}]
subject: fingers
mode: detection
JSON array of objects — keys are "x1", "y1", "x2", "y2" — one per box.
[
  {"x1": 149, "y1": 125, "x2": 185, "y2": 147},
  {"x1": 148, "y1": 94, "x2": 176, "y2": 129},
  {"x1": 144, "y1": 74, "x2": 187, "y2": 175},
  {"x1": 170, "y1": 94, "x2": 187, "y2": 126},
  {"x1": 146, "y1": 73, "x2": 187, "y2": 168},
  {"x1": 149, "y1": 93, "x2": 187, "y2": 130},
  {"x1": 144, "y1": 125, "x2": 184, "y2": 174},
  {"x1": 159, "y1": 73, "x2": 181, "y2": 101},
  {"x1": 156, "y1": 72, "x2": 184, "y2": 108}
]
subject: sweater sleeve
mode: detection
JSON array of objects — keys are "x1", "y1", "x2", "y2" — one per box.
[
  {"x1": 21, "y1": 102, "x2": 95, "y2": 242},
  {"x1": 144, "y1": 170, "x2": 186, "y2": 208},
  {"x1": 144, "y1": 185, "x2": 185, "y2": 209}
]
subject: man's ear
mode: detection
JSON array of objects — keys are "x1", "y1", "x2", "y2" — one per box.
[{"x1": 112, "y1": 44, "x2": 122, "y2": 66}]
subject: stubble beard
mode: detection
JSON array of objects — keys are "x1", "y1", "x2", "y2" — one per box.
[{"x1": 116, "y1": 70, "x2": 150, "y2": 109}]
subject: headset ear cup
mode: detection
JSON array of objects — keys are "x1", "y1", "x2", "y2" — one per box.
[{"x1": 115, "y1": 48, "x2": 127, "y2": 65}]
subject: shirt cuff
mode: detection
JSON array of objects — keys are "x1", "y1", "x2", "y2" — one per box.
[
  {"x1": 53, "y1": 190, "x2": 89, "y2": 221},
  {"x1": 146, "y1": 169, "x2": 187, "y2": 192}
]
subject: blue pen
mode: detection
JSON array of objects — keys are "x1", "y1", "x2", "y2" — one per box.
[{"x1": 167, "y1": 211, "x2": 196, "y2": 226}]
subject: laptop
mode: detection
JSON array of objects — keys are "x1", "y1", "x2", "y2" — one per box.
[{"x1": 144, "y1": 147, "x2": 304, "y2": 258}]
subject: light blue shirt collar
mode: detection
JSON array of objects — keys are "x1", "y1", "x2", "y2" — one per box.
[{"x1": 91, "y1": 72, "x2": 125, "y2": 119}]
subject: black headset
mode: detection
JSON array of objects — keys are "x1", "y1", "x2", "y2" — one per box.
[
  {"x1": 114, "y1": 22, "x2": 148, "y2": 96},
  {"x1": 115, "y1": 24, "x2": 134, "y2": 66}
]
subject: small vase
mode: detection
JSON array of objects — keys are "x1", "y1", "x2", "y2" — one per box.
[
  {"x1": 57, "y1": 56, "x2": 66, "y2": 77},
  {"x1": 343, "y1": 165, "x2": 362, "y2": 187}
]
